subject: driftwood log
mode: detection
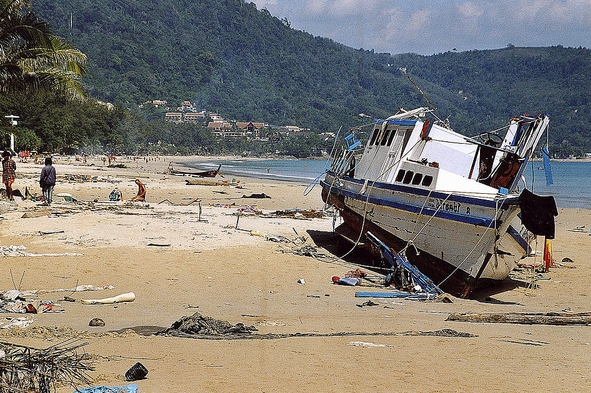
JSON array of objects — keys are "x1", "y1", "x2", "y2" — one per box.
[{"x1": 447, "y1": 312, "x2": 591, "y2": 325}]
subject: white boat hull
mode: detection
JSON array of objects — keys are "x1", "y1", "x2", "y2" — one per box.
[{"x1": 322, "y1": 173, "x2": 521, "y2": 297}]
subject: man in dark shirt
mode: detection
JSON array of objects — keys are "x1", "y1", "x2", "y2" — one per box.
[{"x1": 40, "y1": 157, "x2": 57, "y2": 205}]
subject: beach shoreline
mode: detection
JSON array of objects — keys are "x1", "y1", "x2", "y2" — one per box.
[{"x1": 0, "y1": 155, "x2": 589, "y2": 392}]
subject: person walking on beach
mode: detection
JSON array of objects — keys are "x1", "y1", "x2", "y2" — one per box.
[
  {"x1": 2, "y1": 151, "x2": 16, "y2": 201},
  {"x1": 40, "y1": 157, "x2": 56, "y2": 205}
]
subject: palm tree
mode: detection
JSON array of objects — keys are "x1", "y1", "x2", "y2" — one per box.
[{"x1": 0, "y1": 0, "x2": 87, "y2": 99}]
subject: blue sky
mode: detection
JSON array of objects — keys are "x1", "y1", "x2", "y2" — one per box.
[{"x1": 251, "y1": 0, "x2": 591, "y2": 55}]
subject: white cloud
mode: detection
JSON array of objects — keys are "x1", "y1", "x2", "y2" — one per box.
[
  {"x1": 406, "y1": 9, "x2": 433, "y2": 33},
  {"x1": 251, "y1": 0, "x2": 278, "y2": 7},
  {"x1": 304, "y1": 0, "x2": 384, "y2": 17},
  {"x1": 457, "y1": 2, "x2": 484, "y2": 19},
  {"x1": 251, "y1": 0, "x2": 591, "y2": 55}
]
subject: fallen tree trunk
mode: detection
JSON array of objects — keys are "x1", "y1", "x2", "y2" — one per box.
[{"x1": 447, "y1": 312, "x2": 591, "y2": 325}]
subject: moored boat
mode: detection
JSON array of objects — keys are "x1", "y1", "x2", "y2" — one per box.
[{"x1": 321, "y1": 108, "x2": 556, "y2": 298}]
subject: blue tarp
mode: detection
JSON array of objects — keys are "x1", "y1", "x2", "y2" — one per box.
[
  {"x1": 74, "y1": 384, "x2": 138, "y2": 393},
  {"x1": 542, "y1": 145, "x2": 553, "y2": 186}
]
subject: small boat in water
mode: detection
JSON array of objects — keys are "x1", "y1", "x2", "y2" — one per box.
[{"x1": 321, "y1": 107, "x2": 557, "y2": 298}]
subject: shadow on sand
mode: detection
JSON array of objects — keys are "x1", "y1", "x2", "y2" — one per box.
[{"x1": 307, "y1": 229, "x2": 533, "y2": 303}]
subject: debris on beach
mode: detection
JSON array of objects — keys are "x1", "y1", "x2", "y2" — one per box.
[
  {"x1": 157, "y1": 312, "x2": 257, "y2": 338},
  {"x1": 0, "y1": 339, "x2": 93, "y2": 393},
  {"x1": 263, "y1": 209, "x2": 325, "y2": 219},
  {"x1": 447, "y1": 311, "x2": 591, "y2": 325},
  {"x1": 567, "y1": 225, "x2": 586, "y2": 232},
  {"x1": 0, "y1": 316, "x2": 33, "y2": 329},
  {"x1": 81, "y1": 292, "x2": 135, "y2": 305},
  {"x1": 283, "y1": 245, "x2": 327, "y2": 259},
  {"x1": 88, "y1": 318, "x2": 105, "y2": 327},
  {"x1": 75, "y1": 384, "x2": 138, "y2": 393},
  {"x1": 237, "y1": 205, "x2": 262, "y2": 215},
  {"x1": 185, "y1": 178, "x2": 235, "y2": 186},
  {"x1": 125, "y1": 362, "x2": 148, "y2": 381},
  {"x1": 332, "y1": 269, "x2": 368, "y2": 286},
  {"x1": 242, "y1": 192, "x2": 271, "y2": 199},
  {"x1": 0, "y1": 245, "x2": 80, "y2": 258}
]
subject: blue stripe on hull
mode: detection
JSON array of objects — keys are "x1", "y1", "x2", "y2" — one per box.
[{"x1": 321, "y1": 177, "x2": 516, "y2": 228}]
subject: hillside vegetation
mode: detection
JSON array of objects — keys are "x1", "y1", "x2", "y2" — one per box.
[{"x1": 2, "y1": 0, "x2": 588, "y2": 156}]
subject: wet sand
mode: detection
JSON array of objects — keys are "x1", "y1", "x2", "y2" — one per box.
[{"x1": 0, "y1": 155, "x2": 589, "y2": 392}]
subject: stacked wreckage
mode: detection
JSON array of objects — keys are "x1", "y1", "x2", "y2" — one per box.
[{"x1": 321, "y1": 107, "x2": 557, "y2": 298}]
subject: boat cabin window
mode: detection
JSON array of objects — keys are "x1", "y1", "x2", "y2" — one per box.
[
  {"x1": 395, "y1": 169, "x2": 433, "y2": 187},
  {"x1": 422, "y1": 175, "x2": 433, "y2": 187},
  {"x1": 403, "y1": 171, "x2": 414, "y2": 184},
  {"x1": 412, "y1": 173, "x2": 423, "y2": 185},
  {"x1": 380, "y1": 130, "x2": 390, "y2": 145},
  {"x1": 369, "y1": 128, "x2": 380, "y2": 145},
  {"x1": 387, "y1": 130, "x2": 396, "y2": 146}
]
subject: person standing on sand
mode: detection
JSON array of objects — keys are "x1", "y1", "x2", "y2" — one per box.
[
  {"x1": 2, "y1": 151, "x2": 16, "y2": 201},
  {"x1": 40, "y1": 157, "x2": 56, "y2": 205}
]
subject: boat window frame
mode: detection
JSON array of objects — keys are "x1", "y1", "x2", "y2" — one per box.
[
  {"x1": 411, "y1": 173, "x2": 423, "y2": 185},
  {"x1": 369, "y1": 128, "x2": 380, "y2": 146},
  {"x1": 422, "y1": 175, "x2": 433, "y2": 187},
  {"x1": 403, "y1": 171, "x2": 414, "y2": 184}
]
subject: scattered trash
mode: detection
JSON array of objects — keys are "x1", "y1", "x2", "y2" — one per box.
[
  {"x1": 55, "y1": 192, "x2": 77, "y2": 202},
  {"x1": 109, "y1": 188, "x2": 123, "y2": 201},
  {"x1": 81, "y1": 292, "x2": 135, "y2": 305},
  {"x1": 0, "y1": 245, "x2": 81, "y2": 258},
  {"x1": 0, "y1": 339, "x2": 92, "y2": 392},
  {"x1": 264, "y1": 209, "x2": 324, "y2": 219},
  {"x1": 348, "y1": 341, "x2": 393, "y2": 348},
  {"x1": 125, "y1": 362, "x2": 148, "y2": 381},
  {"x1": 366, "y1": 232, "x2": 442, "y2": 296},
  {"x1": 157, "y1": 312, "x2": 257, "y2": 338},
  {"x1": 447, "y1": 311, "x2": 591, "y2": 325},
  {"x1": 242, "y1": 193, "x2": 271, "y2": 199},
  {"x1": 335, "y1": 277, "x2": 360, "y2": 286},
  {"x1": 89, "y1": 318, "x2": 106, "y2": 327},
  {"x1": 331, "y1": 268, "x2": 367, "y2": 286},
  {"x1": 355, "y1": 291, "x2": 438, "y2": 300},
  {"x1": 0, "y1": 316, "x2": 33, "y2": 329},
  {"x1": 283, "y1": 245, "x2": 326, "y2": 259},
  {"x1": 356, "y1": 300, "x2": 379, "y2": 307},
  {"x1": 75, "y1": 384, "x2": 138, "y2": 393},
  {"x1": 567, "y1": 225, "x2": 586, "y2": 232}
]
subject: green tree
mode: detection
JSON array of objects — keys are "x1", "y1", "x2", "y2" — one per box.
[{"x1": 0, "y1": 0, "x2": 87, "y2": 99}]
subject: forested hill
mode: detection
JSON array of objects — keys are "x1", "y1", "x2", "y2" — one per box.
[{"x1": 33, "y1": 0, "x2": 591, "y2": 156}]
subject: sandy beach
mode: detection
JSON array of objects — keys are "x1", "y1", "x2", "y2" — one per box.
[{"x1": 0, "y1": 155, "x2": 590, "y2": 392}]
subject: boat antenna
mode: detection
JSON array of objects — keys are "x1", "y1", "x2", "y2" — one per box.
[{"x1": 407, "y1": 76, "x2": 436, "y2": 111}]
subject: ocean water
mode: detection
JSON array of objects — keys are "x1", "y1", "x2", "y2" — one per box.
[
  {"x1": 185, "y1": 159, "x2": 591, "y2": 209},
  {"x1": 527, "y1": 160, "x2": 591, "y2": 209},
  {"x1": 185, "y1": 158, "x2": 330, "y2": 184}
]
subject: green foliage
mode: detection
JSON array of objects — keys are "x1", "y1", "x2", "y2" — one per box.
[
  {"x1": 0, "y1": 91, "x2": 126, "y2": 153},
  {"x1": 0, "y1": 0, "x2": 87, "y2": 99},
  {"x1": 0, "y1": 0, "x2": 584, "y2": 157}
]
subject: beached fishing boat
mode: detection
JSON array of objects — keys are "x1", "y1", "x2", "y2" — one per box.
[
  {"x1": 170, "y1": 164, "x2": 221, "y2": 177},
  {"x1": 321, "y1": 107, "x2": 556, "y2": 298}
]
